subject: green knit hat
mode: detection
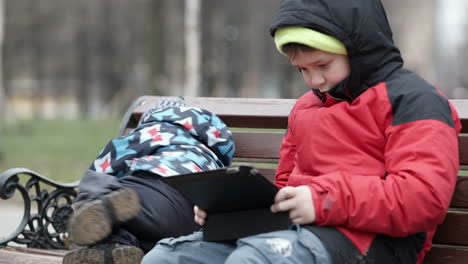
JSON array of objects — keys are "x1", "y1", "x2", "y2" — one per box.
[{"x1": 274, "y1": 27, "x2": 347, "y2": 55}]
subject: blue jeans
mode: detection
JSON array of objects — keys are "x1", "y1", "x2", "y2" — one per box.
[{"x1": 142, "y1": 225, "x2": 332, "y2": 264}]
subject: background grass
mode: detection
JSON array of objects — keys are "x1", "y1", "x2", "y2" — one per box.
[
  {"x1": 0, "y1": 120, "x2": 284, "y2": 184},
  {"x1": 0, "y1": 119, "x2": 121, "y2": 183}
]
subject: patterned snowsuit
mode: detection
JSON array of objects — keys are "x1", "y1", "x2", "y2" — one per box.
[{"x1": 75, "y1": 101, "x2": 235, "y2": 252}]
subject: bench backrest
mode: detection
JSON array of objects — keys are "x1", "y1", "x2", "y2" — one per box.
[{"x1": 119, "y1": 96, "x2": 468, "y2": 264}]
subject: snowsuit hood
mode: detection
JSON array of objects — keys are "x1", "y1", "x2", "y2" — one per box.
[
  {"x1": 270, "y1": 0, "x2": 403, "y2": 100},
  {"x1": 90, "y1": 103, "x2": 235, "y2": 178}
]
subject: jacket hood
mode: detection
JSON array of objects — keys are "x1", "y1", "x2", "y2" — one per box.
[
  {"x1": 140, "y1": 106, "x2": 235, "y2": 168},
  {"x1": 270, "y1": 0, "x2": 403, "y2": 100},
  {"x1": 90, "y1": 104, "x2": 235, "y2": 178}
]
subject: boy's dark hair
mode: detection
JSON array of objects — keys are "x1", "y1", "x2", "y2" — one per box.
[{"x1": 281, "y1": 43, "x2": 317, "y2": 59}]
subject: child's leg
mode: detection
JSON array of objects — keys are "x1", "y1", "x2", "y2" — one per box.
[
  {"x1": 69, "y1": 170, "x2": 139, "y2": 246},
  {"x1": 69, "y1": 187, "x2": 140, "y2": 245},
  {"x1": 70, "y1": 170, "x2": 199, "y2": 248},
  {"x1": 65, "y1": 171, "x2": 144, "y2": 264},
  {"x1": 118, "y1": 172, "x2": 200, "y2": 252},
  {"x1": 65, "y1": 172, "x2": 199, "y2": 264},
  {"x1": 225, "y1": 226, "x2": 332, "y2": 264},
  {"x1": 141, "y1": 231, "x2": 236, "y2": 264}
]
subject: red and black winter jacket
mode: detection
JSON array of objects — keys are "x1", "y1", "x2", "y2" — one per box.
[{"x1": 270, "y1": 0, "x2": 461, "y2": 263}]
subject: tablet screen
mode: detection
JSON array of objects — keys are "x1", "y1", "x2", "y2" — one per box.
[{"x1": 162, "y1": 166, "x2": 278, "y2": 214}]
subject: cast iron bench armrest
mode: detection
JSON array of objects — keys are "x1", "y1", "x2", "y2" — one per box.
[{"x1": 0, "y1": 168, "x2": 79, "y2": 249}]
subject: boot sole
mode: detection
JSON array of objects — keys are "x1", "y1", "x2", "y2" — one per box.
[
  {"x1": 113, "y1": 246, "x2": 145, "y2": 264},
  {"x1": 69, "y1": 188, "x2": 140, "y2": 246},
  {"x1": 63, "y1": 246, "x2": 144, "y2": 264}
]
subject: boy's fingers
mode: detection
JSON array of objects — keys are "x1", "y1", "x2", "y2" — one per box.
[
  {"x1": 288, "y1": 208, "x2": 301, "y2": 219},
  {"x1": 271, "y1": 196, "x2": 296, "y2": 213},
  {"x1": 289, "y1": 209, "x2": 305, "y2": 224},
  {"x1": 194, "y1": 206, "x2": 206, "y2": 226},
  {"x1": 194, "y1": 214, "x2": 205, "y2": 226},
  {"x1": 194, "y1": 206, "x2": 207, "y2": 218},
  {"x1": 291, "y1": 216, "x2": 304, "y2": 225},
  {"x1": 274, "y1": 187, "x2": 297, "y2": 203},
  {"x1": 198, "y1": 209, "x2": 207, "y2": 218}
]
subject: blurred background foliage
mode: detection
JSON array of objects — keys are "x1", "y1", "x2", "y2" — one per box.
[
  {"x1": 0, "y1": 0, "x2": 467, "y2": 181},
  {"x1": 0, "y1": 118, "x2": 121, "y2": 181}
]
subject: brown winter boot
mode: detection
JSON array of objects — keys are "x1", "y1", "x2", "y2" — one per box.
[{"x1": 68, "y1": 188, "x2": 141, "y2": 246}]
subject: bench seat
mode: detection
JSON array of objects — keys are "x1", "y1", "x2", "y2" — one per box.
[{"x1": 1, "y1": 96, "x2": 467, "y2": 263}]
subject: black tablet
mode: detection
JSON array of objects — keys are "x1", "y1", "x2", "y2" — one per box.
[
  {"x1": 162, "y1": 165, "x2": 279, "y2": 214},
  {"x1": 162, "y1": 165, "x2": 291, "y2": 241}
]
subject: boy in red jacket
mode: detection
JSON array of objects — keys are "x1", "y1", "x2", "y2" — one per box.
[{"x1": 142, "y1": 0, "x2": 461, "y2": 263}]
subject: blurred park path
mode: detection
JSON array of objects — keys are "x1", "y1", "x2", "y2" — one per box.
[{"x1": 0, "y1": 199, "x2": 24, "y2": 244}]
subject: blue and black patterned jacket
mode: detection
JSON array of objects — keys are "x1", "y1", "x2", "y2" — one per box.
[{"x1": 90, "y1": 104, "x2": 235, "y2": 178}]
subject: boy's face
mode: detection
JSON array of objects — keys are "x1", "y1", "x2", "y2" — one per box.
[{"x1": 289, "y1": 49, "x2": 350, "y2": 93}]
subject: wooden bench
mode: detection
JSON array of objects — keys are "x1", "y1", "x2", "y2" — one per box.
[{"x1": 1, "y1": 96, "x2": 468, "y2": 263}]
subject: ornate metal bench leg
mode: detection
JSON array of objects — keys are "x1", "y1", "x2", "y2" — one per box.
[{"x1": 0, "y1": 168, "x2": 79, "y2": 249}]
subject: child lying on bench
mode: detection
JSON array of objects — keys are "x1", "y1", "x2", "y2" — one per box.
[{"x1": 63, "y1": 97, "x2": 235, "y2": 264}]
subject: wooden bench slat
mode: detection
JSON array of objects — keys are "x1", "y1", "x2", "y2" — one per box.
[
  {"x1": 450, "y1": 100, "x2": 468, "y2": 133},
  {"x1": 119, "y1": 129, "x2": 468, "y2": 169},
  {"x1": 424, "y1": 245, "x2": 468, "y2": 264},
  {"x1": 130, "y1": 98, "x2": 468, "y2": 121},
  {"x1": 251, "y1": 168, "x2": 468, "y2": 210},
  {"x1": 232, "y1": 131, "x2": 284, "y2": 159},
  {"x1": 219, "y1": 116, "x2": 288, "y2": 129},
  {"x1": 122, "y1": 97, "x2": 468, "y2": 132},
  {"x1": 0, "y1": 249, "x2": 62, "y2": 264},
  {"x1": 10, "y1": 248, "x2": 69, "y2": 257},
  {"x1": 233, "y1": 133, "x2": 468, "y2": 166},
  {"x1": 451, "y1": 176, "x2": 468, "y2": 208},
  {"x1": 132, "y1": 96, "x2": 295, "y2": 118},
  {"x1": 125, "y1": 115, "x2": 289, "y2": 132},
  {"x1": 235, "y1": 136, "x2": 468, "y2": 210},
  {"x1": 123, "y1": 124, "x2": 468, "y2": 166},
  {"x1": 255, "y1": 168, "x2": 276, "y2": 182},
  {"x1": 458, "y1": 135, "x2": 468, "y2": 165},
  {"x1": 433, "y1": 211, "x2": 468, "y2": 246},
  {"x1": 122, "y1": 97, "x2": 468, "y2": 131},
  {"x1": 119, "y1": 96, "x2": 294, "y2": 136}
]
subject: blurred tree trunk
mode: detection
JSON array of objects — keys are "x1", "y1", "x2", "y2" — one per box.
[
  {"x1": 200, "y1": 0, "x2": 227, "y2": 96},
  {"x1": 199, "y1": 0, "x2": 292, "y2": 98},
  {"x1": 381, "y1": 0, "x2": 435, "y2": 83},
  {"x1": 460, "y1": 23, "x2": 468, "y2": 93},
  {"x1": 223, "y1": 0, "x2": 244, "y2": 97},
  {"x1": 184, "y1": 0, "x2": 201, "y2": 96},
  {"x1": 238, "y1": 0, "x2": 262, "y2": 98},
  {"x1": 154, "y1": 0, "x2": 185, "y2": 96},
  {"x1": 97, "y1": 0, "x2": 150, "y2": 115},
  {"x1": 0, "y1": 0, "x2": 4, "y2": 126}
]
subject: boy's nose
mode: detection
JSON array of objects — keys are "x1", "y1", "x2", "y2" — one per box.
[{"x1": 310, "y1": 71, "x2": 325, "y2": 87}]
